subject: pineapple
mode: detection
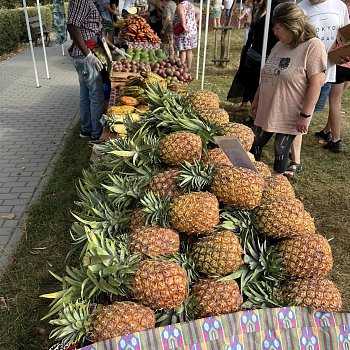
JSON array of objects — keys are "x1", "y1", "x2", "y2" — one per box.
[
  {"x1": 277, "y1": 233, "x2": 333, "y2": 278},
  {"x1": 192, "y1": 230, "x2": 243, "y2": 276},
  {"x1": 279, "y1": 277, "x2": 342, "y2": 312},
  {"x1": 170, "y1": 191, "x2": 220, "y2": 234},
  {"x1": 221, "y1": 123, "x2": 255, "y2": 152},
  {"x1": 130, "y1": 226, "x2": 180, "y2": 257},
  {"x1": 191, "y1": 279, "x2": 243, "y2": 318},
  {"x1": 197, "y1": 108, "x2": 229, "y2": 126},
  {"x1": 148, "y1": 169, "x2": 182, "y2": 198},
  {"x1": 262, "y1": 175, "x2": 295, "y2": 203},
  {"x1": 253, "y1": 197, "x2": 316, "y2": 238},
  {"x1": 49, "y1": 300, "x2": 155, "y2": 345},
  {"x1": 202, "y1": 148, "x2": 232, "y2": 166},
  {"x1": 211, "y1": 165, "x2": 264, "y2": 209},
  {"x1": 129, "y1": 208, "x2": 147, "y2": 231},
  {"x1": 189, "y1": 90, "x2": 220, "y2": 111},
  {"x1": 159, "y1": 132, "x2": 202, "y2": 166},
  {"x1": 132, "y1": 260, "x2": 188, "y2": 310},
  {"x1": 253, "y1": 160, "x2": 272, "y2": 177}
]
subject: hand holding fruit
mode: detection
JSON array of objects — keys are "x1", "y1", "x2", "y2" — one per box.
[{"x1": 113, "y1": 47, "x2": 132, "y2": 59}]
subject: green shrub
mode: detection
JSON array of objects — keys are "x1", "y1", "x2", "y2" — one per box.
[{"x1": 0, "y1": 5, "x2": 52, "y2": 55}]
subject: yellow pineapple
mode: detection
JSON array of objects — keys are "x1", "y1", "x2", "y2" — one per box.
[
  {"x1": 130, "y1": 226, "x2": 180, "y2": 257},
  {"x1": 254, "y1": 197, "x2": 316, "y2": 238},
  {"x1": 170, "y1": 191, "x2": 220, "y2": 234},
  {"x1": 189, "y1": 90, "x2": 220, "y2": 111},
  {"x1": 277, "y1": 233, "x2": 333, "y2": 278},
  {"x1": 279, "y1": 277, "x2": 342, "y2": 312},
  {"x1": 192, "y1": 230, "x2": 243, "y2": 276},
  {"x1": 202, "y1": 148, "x2": 232, "y2": 166},
  {"x1": 148, "y1": 169, "x2": 182, "y2": 198},
  {"x1": 93, "y1": 301, "x2": 155, "y2": 341},
  {"x1": 221, "y1": 122, "x2": 255, "y2": 152},
  {"x1": 253, "y1": 160, "x2": 272, "y2": 177},
  {"x1": 129, "y1": 208, "x2": 147, "y2": 231},
  {"x1": 191, "y1": 279, "x2": 243, "y2": 318},
  {"x1": 49, "y1": 300, "x2": 155, "y2": 344},
  {"x1": 211, "y1": 165, "x2": 264, "y2": 209},
  {"x1": 262, "y1": 175, "x2": 295, "y2": 203},
  {"x1": 132, "y1": 260, "x2": 188, "y2": 310},
  {"x1": 197, "y1": 108, "x2": 229, "y2": 126},
  {"x1": 159, "y1": 132, "x2": 202, "y2": 165}
]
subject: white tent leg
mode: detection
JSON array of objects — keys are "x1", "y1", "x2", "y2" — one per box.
[
  {"x1": 61, "y1": 44, "x2": 65, "y2": 56},
  {"x1": 23, "y1": 0, "x2": 40, "y2": 88},
  {"x1": 201, "y1": 0, "x2": 211, "y2": 90},
  {"x1": 195, "y1": 0, "x2": 203, "y2": 80},
  {"x1": 260, "y1": 0, "x2": 271, "y2": 79},
  {"x1": 238, "y1": 0, "x2": 243, "y2": 29},
  {"x1": 36, "y1": 0, "x2": 50, "y2": 79}
]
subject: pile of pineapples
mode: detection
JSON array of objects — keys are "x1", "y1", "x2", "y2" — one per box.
[{"x1": 44, "y1": 84, "x2": 341, "y2": 350}]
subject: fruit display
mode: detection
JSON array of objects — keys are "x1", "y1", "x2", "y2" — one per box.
[
  {"x1": 119, "y1": 16, "x2": 161, "y2": 43},
  {"x1": 43, "y1": 82, "x2": 341, "y2": 350},
  {"x1": 112, "y1": 57, "x2": 193, "y2": 83}
]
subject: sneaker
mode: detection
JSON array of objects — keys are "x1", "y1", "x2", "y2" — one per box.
[
  {"x1": 88, "y1": 136, "x2": 103, "y2": 144},
  {"x1": 323, "y1": 139, "x2": 342, "y2": 153},
  {"x1": 79, "y1": 130, "x2": 91, "y2": 138},
  {"x1": 314, "y1": 129, "x2": 331, "y2": 142}
]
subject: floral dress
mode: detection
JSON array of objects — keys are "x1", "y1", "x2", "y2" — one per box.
[{"x1": 173, "y1": 1, "x2": 197, "y2": 51}]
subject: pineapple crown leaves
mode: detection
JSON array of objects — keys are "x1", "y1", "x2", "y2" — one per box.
[
  {"x1": 177, "y1": 161, "x2": 214, "y2": 192},
  {"x1": 49, "y1": 300, "x2": 93, "y2": 346},
  {"x1": 155, "y1": 295, "x2": 196, "y2": 327},
  {"x1": 75, "y1": 180, "x2": 109, "y2": 213},
  {"x1": 241, "y1": 280, "x2": 284, "y2": 309},
  {"x1": 102, "y1": 174, "x2": 149, "y2": 208},
  {"x1": 41, "y1": 267, "x2": 96, "y2": 320},
  {"x1": 83, "y1": 231, "x2": 141, "y2": 298},
  {"x1": 139, "y1": 190, "x2": 172, "y2": 227},
  {"x1": 217, "y1": 208, "x2": 255, "y2": 246},
  {"x1": 71, "y1": 201, "x2": 132, "y2": 237}
]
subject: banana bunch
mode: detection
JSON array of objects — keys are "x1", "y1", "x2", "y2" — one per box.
[
  {"x1": 104, "y1": 113, "x2": 141, "y2": 137},
  {"x1": 124, "y1": 76, "x2": 144, "y2": 87},
  {"x1": 121, "y1": 86, "x2": 145, "y2": 98}
]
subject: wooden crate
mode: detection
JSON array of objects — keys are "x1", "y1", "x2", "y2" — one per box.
[{"x1": 110, "y1": 65, "x2": 140, "y2": 89}]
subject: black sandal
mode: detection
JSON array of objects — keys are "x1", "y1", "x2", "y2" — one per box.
[{"x1": 284, "y1": 162, "x2": 302, "y2": 177}]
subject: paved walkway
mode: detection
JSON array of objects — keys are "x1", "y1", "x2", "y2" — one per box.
[{"x1": 0, "y1": 40, "x2": 80, "y2": 276}]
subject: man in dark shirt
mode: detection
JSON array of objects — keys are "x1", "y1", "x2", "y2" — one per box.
[{"x1": 67, "y1": 0, "x2": 104, "y2": 142}]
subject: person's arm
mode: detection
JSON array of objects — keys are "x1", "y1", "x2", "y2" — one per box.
[
  {"x1": 296, "y1": 72, "x2": 325, "y2": 133},
  {"x1": 251, "y1": 86, "x2": 260, "y2": 120},
  {"x1": 162, "y1": 15, "x2": 171, "y2": 31},
  {"x1": 177, "y1": 3, "x2": 188, "y2": 31},
  {"x1": 194, "y1": 5, "x2": 200, "y2": 23},
  {"x1": 67, "y1": 23, "x2": 90, "y2": 56},
  {"x1": 103, "y1": 2, "x2": 118, "y2": 15}
]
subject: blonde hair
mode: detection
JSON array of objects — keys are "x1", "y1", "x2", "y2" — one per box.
[{"x1": 272, "y1": 2, "x2": 317, "y2": 47}]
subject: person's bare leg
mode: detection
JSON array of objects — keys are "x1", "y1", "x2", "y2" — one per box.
[
  {"x1": 179, "y1": 50, "x2": 186, "y2": 65},
  {"x1": 284, "y1": 134, "x2": 302, "y2": 175},
  {"x1": 343, "y1": 81, "x2": 350, "y2": 91},
  {"x1": 186, "y1": 49, "x2": 193, "y2": 71},
  {"x1": 328, "y1": 82, "x2": 344, "y2": 141}
]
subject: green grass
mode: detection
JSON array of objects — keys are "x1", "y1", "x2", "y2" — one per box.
[
  {"x1": 1, "y1": 29, "x2": 350, "y2": 349},
  {"x1": 0, "y1": 122, "x2": 91, "y2": 350}
]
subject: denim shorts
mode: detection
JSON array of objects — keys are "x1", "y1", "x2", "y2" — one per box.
[{"x1": 314, "y1": 82, "x2": 332, "y2": 112}]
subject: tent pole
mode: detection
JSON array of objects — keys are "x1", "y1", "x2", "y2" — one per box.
[
  {"x1": 201, "y1": 0, "x2": 211, "y2": 90},
  {"x1": 238, "y1": 0, "x2": 243, "y2": 29},
  {"x1": 260, "y1": 0, "x2": 271, "y2": 80},
  {"x1": 61, "y1": 44, "x2": 65, "y2": 56},
  {"x1": 23, "y1": 0, "x2": 40, "y2": 88},
  {"x1": 195, "y1": 0, "x2": 203, "y2": 80},
  {"x1": 36, "y1": 0, "x2": 50, "y2": 79}
]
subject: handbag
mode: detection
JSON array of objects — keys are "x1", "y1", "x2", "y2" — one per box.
[{"x1": 173, "y1": 23, "x2": 184, "y2": 36}]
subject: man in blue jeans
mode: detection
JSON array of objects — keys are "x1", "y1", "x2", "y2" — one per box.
[{"x1": 67, "y1": 0, "x2": 104, "y2": 142}]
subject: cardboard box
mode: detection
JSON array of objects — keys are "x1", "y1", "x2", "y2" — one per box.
[{"x1": 328, "y1": 23, "x2": 350, "y2": 64}]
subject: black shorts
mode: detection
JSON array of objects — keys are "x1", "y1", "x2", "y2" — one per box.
[{"x1": 334, "y1": 65, "x2": 350, "y2": 84}]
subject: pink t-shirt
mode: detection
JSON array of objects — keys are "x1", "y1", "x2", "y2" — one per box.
[{"x1": 254, "y1": 38, "x2": 327, "y2": 135}]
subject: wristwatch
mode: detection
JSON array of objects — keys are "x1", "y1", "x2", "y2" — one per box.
[{"x1": 299, "y1": 112, "x2": 311, "y2": 118}]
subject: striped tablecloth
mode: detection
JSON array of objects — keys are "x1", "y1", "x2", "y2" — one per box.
[{"x1": 80, "y1": 306, "x2": 350, "y2": 349}]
